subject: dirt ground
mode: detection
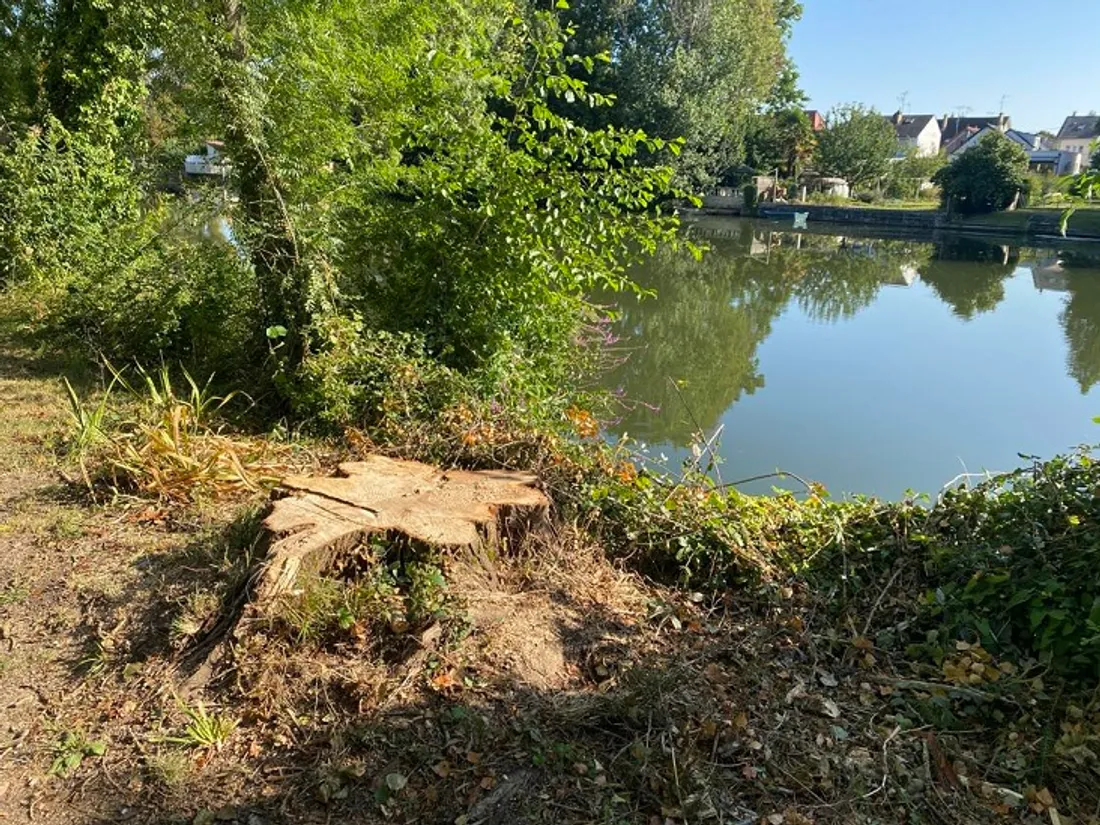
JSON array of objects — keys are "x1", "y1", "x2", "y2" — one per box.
[{"x1": 0, "y1": 330, "x2": 1090, "y2": 825}]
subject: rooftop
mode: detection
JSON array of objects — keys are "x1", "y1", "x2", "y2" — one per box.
[
  {"x1": 1056, "y1": 115, "x2": 1100, "y2": 141},
  {"x1": 888, "y1": 112, "x2": 937, "y2": 140}
]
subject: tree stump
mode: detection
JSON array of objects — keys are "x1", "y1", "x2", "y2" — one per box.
[{"x1": 251, "y1": 455, "x2": 550, "y2": 608}]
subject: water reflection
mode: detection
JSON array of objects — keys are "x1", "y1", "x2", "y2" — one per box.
[{"x1": 600, "y1": 218, "x2": 1100, "y2": 493}]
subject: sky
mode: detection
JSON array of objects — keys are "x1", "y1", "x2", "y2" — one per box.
[{"x1": 788, "y1": 0, "x2": 1100, "y2": 134}]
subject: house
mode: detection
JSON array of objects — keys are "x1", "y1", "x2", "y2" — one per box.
[
  {"x1": 803, "y1": 110, "x2": 826, "y2": 132},
  {"x1": 940, "y1": 114, "x2": 1011, "y2": 154},
  {"x1": 952, "y1": 127, "x2": 1081, "y2": 175},
  {"x1": 184, "y1": 140, "x2": 230, "y2": 177},
  {"x1": 1054, "y1": 114, "x2": 1100, "y2": 169},
  {"x1": 887, "y1": 112, "x2": 941, "y2": 157}
]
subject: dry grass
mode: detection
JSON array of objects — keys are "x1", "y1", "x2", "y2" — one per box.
[{"x1": 59, "y1": 362, "x2": 317, "y2": 503}]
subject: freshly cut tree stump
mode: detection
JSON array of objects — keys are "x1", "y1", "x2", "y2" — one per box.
[{"x1": 252, "y1": 455, "x2": 550, "y2": 607}]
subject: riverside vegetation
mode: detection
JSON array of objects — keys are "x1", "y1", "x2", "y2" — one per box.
[{"x1": 1, "y1": 2, "x2": 1099, "y2": 823}]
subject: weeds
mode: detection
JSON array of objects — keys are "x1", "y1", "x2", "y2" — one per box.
[
  {"x1": 49, "y1": 729, "x2": 107, "y2": 777},
  {"x1": 170, "y1": 590, "x2": 223, "y2": 647},
  {"x1": 62, "y1": 374, "x2": 118, "y2": 487},
  {"x1": 61, "y1": 361, "x2": 302, "y2": 502},
  {"x1": 0, "y1": 579, "x2": 29, "y2": 606},
  {"x1": 274, "y1": 538, "x2": 454, "y2": 646},
  {"x1": 167, "y1": 698, "x2": 237, "y2": 750},
  {"x1": 146, "y1": 750, "x2": 192, "y2": 789}
]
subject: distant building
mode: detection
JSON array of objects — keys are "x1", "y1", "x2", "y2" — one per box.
[
  {"x1": 184, "y1": 140, "x2": 230, "y2": 177},
  {"x1": 887, "y1": 112, "x2": 942, "y2": 157},
  {"x1": 940, "y1": 114, "x2": 1011, "y2": 154},
  {"x1": 803, "y1": 110, "x2": 827, "y2": 132},
  {"x1": 1054, "y1": 114, "x2": 1100, "y2": 169}
]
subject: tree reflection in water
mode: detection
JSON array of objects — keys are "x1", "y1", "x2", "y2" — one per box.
[{"x1": 599, "y1": 220, "x2": 1100, "y2": 445}]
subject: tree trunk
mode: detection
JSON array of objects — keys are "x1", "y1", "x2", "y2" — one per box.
[
  {"x1": 215, "y1": 0, "x2": 308, "y2": 371},
  {"x1": 252, "y1": 456, "x2": 551, "y2": 609}
]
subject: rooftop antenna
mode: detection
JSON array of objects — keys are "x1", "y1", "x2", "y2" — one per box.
[
  {"x1": 998, "y1": 94, "x2": 1009, "y2": 115},
  {"x1": 897, "y1": 91, "x2": 910, "y2": 113},
  {"x1": 954, "y1": 104, "x2": 973, "y2": 118}
]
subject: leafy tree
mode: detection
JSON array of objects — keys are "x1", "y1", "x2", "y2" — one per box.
[
  {"x1": 884, "y1": 148, "x2": 945, "y2": 200},
  {"x1": 933, "y1": 131, "x2": 1029, "y2": 214},
  {"x1": 815, "y1": 104, "x2": 898, "y2": 189},
  {"x1": 3, "y1": 0, "x2": 691, "y2": 422},
  {"x1": 743, "y1": 108, "x2": 815, "y2": 177},
  {"x1": 553, "y1": 0, "x2": 801, "y2": 189},
  {"x1": 0, "y1": 2, "x2": 46, "y2": 125}
]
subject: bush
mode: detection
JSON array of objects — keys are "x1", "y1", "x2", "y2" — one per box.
[
  {"x1": 0, "y1": 120, "x2": 261, "y2": 380},
  {"x1": 933, "y1": 132, "x2": 1029, "y2": 214},
  {"x1": 919, "y1": 452, "x2": 1100, "y2": 679}
]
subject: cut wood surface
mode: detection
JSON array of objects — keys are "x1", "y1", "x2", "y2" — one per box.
[{"x1": 252, "y1": 455, "x2": 550, "y2": 606}]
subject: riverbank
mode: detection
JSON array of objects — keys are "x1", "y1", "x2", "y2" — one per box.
[
  {"x1": 694, "y1": 204, "x2": 1100, "y2": 243},
  {"x1": 2, "y1": 310, "x2": 1100, "y2": 823}
]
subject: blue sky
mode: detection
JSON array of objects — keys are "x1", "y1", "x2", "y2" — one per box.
[{"x1": 788, "y1": 0, "x2": 1100, "y2": 133}]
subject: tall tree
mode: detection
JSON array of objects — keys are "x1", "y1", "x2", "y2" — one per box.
[
  {"x1": 815, "y1": 104, "x2": 897, "y2": 189},
  {"x1": 554, "y1": 0, "x2": 802, "y2": 189}
]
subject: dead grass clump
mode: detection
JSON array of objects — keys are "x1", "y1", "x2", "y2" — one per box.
[{"x1": 63, "y1": 362, "x2": 313, "y2": 502}]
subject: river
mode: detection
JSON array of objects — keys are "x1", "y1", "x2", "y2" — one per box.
[{"x1": 598, "y1": 216, "x2": 1100, "y2": 498}]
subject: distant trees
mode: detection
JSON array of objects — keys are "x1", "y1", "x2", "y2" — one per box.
[
  {"x1": 554, "y1": 0, "x2": 803, "y2": 189},
  {"x1": 815, "y1": 104, "x2": 898, "y2": 189},
  {"x1": 743, "y1": 108, "x2": 816, "y2": 177},
  {"x1": 884, "y1": 148, "x2": 946, "y2": 199},
  {"x1": 743, "y1": 108, "x2": 814, "y2": 178},
  {"x1": 934, "y1": 132, "x2": 1030, "y2": 214}
]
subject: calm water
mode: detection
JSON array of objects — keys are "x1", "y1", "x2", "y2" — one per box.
[{"x1": 599, "y1": 217, "x2": 1100, "y2": 498}]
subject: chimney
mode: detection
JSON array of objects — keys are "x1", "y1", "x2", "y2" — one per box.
[{"x1": 893, "y1": 110, "x2": 904, "y2": 125}]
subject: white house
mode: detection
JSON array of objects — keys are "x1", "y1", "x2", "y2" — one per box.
[
  {"x1": 888, "y1": 112, "x2": 941, "y2": 157},
  {"x1": 184, "y1": 140, "x2": 231, "y2": 177},
  {"x1": 1055, "y1": 115, "x2": 1100, "y2": 170}
]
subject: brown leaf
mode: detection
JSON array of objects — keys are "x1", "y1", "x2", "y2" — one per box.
[
  {"x1": 431, "y1": 670, "x2": 461, "y2": 691},
  {"x1": 1034, "y1": 787, "x2": 1055, "y2": 810}
]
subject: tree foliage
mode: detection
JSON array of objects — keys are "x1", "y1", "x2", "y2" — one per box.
[
  {"x1": 553, "y1": 0, "x2": 801, "y2": 189},
  {"x1": 814, "y1": 104, "x2": 897, "y2": 189},
  {"x1": 1, "y1": 0, "x2": 697, "y2": 426},
  {"x1": 883, "y1": 147, "x2": 945, "y2": 199},
  {"x1": 933, "y1": 131, "x2": 1030, "y2": 214},
  {"x1": 743, "y1": 108, "x2": 816, "y2": 177}
]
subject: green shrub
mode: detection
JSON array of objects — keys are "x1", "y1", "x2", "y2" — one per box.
[
  {"x1": 0, "y1": 120, "x2": 262, "y2": 380},
  {"x1": 933, "y1": 132, "x2": 1029, "y2": 214},
  {"x1": 918, "y1": 451, "x2": 1100, "y2": 678}
]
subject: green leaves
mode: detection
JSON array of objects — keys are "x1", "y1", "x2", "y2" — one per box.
[
  {"x1": 815, "y1": 104, "x2": 898, "y2": 189},
  {"x1": 934, "y1": 131, "x2": 1030, "y2": 214},
  {"x1": 49, "y1": 731, "x2": 107, "y2": 777}
]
